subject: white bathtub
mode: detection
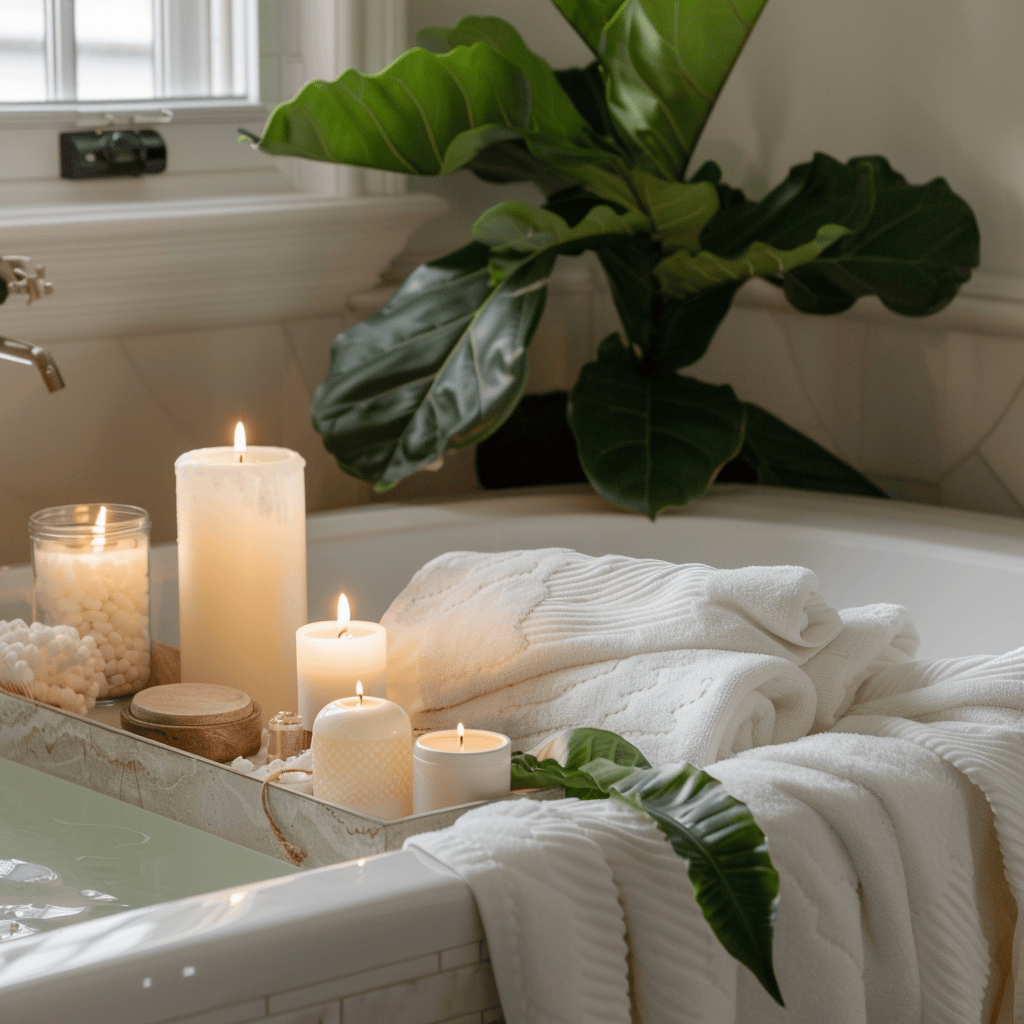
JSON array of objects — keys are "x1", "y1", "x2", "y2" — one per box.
[{"x1": 2, "y1": 484, "x2": 1024, "y2": 1024}]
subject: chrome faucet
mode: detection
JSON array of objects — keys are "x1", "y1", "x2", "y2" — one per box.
[
  {"x1": 0, "y1": 256, "x2": 62, "y2": 391},
  {"x1": 0, "y1": 336, "x2": 65, "y2": 392}
]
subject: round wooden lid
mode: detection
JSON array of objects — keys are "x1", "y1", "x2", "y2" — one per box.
[{"x1": 129, "y1": 684, "x2": 253, "y2": 726}]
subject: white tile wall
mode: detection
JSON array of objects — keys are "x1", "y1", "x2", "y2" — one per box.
[
  {"x1": 6, "y1": 242, "x2": 1024, "y2": 569},
  {"x1": 161, "y1": 940, "x2": 501, "y2": 1024}
]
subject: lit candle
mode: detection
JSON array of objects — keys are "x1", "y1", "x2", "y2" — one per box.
[
  {"x1": 296, "y1": 593, "x2": 386, "y2": 731},
  {"x1": 30, "y1": 503, "x2": 152, "y2": 700},
  {"x1": 413, "y1": 724, "x2": 511, "y2": 813},
  {"x1": 175, "y1": 423, "x2": 306, "y2": 723},
  {"x1": 313, "y1": 682, "x2": 413, "y2": 819}
]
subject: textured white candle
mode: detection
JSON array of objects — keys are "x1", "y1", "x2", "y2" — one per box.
[
  {"x1": 296, "y1": 595, "x2": 386, "y2": 727},
  {"x1": 175, "y1": 438, "x2": 306, "y2": 723},
  {"x1": 313, "y1": 688, "x2": 413, "y2": 819},
  {"x1": 413, "y1": 727, "x2": 511, "y2": 813}
]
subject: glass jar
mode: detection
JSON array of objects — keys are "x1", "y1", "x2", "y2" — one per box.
[{"x1": 29, "y1": 504, "x2": 152, "y2": 702}]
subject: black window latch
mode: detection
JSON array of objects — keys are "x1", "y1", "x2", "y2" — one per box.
[{"x1": 60, "y1": 129, "x2": 167, "y2": 179}]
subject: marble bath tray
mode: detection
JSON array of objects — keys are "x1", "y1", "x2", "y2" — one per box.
[{"x1": 0, "y1": 689, "x2": 559, "y2": 869}]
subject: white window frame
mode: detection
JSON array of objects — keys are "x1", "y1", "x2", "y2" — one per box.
[{"x1": 0, "y1": 0, "x2": 445, "y2": 341}]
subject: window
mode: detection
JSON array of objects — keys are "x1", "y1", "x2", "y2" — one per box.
[{"x1": 0, "y1": 0, "x2": 254, "y2": 108}]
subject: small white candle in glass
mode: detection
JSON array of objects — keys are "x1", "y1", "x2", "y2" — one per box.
[
  {"x1": 296, "y1": 593, "x2": 386, "y2": 729},
  {"x1": 29, "y1": 503, "x2": 152, "y2": 701},
  {"x1": 312, "y1": 682, "x2": 413, "y2": 819},
  {"x1": 175, "y1": 422, "x2": 306, "y2": 724},
  {"x1": 413, "y1": 723, "x2": 512, "y2": 814}
]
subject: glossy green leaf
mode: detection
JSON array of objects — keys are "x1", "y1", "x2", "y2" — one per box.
[
  {"x1": 652, "y1": 283, "x2": 742, "y2": 368},
  {"x1": 782, "y1": 157, "x2": 980, "y2": 316},
  {"x1": 535, "y1": 726, "x2": 653, "y2": 771},
  {"x1": 630, "y1": 170, "x2": 719, "y2": 253},
  {"x1": 656, "y1": 222, "x2": 850, "y2": 297},
  {"x1": 555, "y1": 62, "x2": 619, "y2": 140},
  {"x1": 548, "y1": 0, "x2": 627, "y2": 58},
  {"x1": 473, "y1": 199, "x2": 649, "y2": 254},
  {"x1": 463, "y1": 139, "x2": 578, "y2": 195},
  {"x1": 612, "y1": 764, "x2": 783, "y2": 1004},
  {"x1": 414, "y1": 17, "x2": 596, "y2": 150},
  {"x1": 568, "y1": 336, "x2": 746, "y2": 516},
  {"x1": 596, "y1": 238, "x2": 662, "y2": 353},
  {"x1": 699, "y1": 154, "x2": 980, "y2": 316},
  {"x1": 311, "y1": 242, "x2": 554, "y2": 488},
  {"x1": 600, "y1": 0, "x2": 771, "y2": 179},
  {"x1": 738, "y1": 403, "x2": 887, "y2": 497},
  {"x1": 259, "y1": 39, "x2": 613, "y2": 181}
]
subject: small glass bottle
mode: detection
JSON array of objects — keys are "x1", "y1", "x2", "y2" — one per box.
[
  {"x1": 29, "y1": 504, "x2": 152, "y2": 703},
  {"x1": 267, "y1": 711, "x2": 304, "y2": 761}
]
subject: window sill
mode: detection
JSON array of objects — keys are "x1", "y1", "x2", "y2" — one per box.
[{"x1": 0, "y1": 191, "x2": 447, "y2": 341}]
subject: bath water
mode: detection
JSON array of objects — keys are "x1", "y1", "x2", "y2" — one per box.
[{"x1": 0, "y1": 756, "x2": 295, "y2": 942}]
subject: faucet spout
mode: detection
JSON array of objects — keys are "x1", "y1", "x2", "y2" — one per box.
[{"x1": 0, "y1": 336, "x2": 65, "y2": 392}]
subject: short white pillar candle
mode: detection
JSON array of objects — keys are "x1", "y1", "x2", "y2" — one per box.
[
  {"x1": 174, "y1": 424, "x2": 306, "y2": 723},
  {"x1": 413, "y1": 724, "x2": 512, "y2": 814},
  {"x1": 313, "y1": 684, "x2": 413, "y2": 819},
  {"x1": 296, "y1": 594, "x2": 386, "y2": 729}
]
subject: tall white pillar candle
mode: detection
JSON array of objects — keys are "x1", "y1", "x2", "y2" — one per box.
[
  {"x1": 175, "y1": 427, "x2": 306, "y2": 723},
  {"x1": 296, "y1": 594, "x2": 386, "y2": 728},
  {"x1": 313, "y1": 685, "x2": 413, "y2": 819},
  {"x1": 413, "y1": 725, "x2": 511, "y2": 813}
]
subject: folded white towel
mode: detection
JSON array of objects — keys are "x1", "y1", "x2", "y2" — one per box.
[
  {"x1": 383, "y1": 549, "x2": 841, "y2": 716},
  {"x1": 800, "y1": 603, "x2": 919, "y2": 731},
  {"x1": 414, "y1": 649, "x2": 818, "y2": 768}
]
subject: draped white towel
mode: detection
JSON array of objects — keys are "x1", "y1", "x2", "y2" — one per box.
[
  {"x1": 408, "y1": 725, "x2": 1013, "y2": 1024},
  {"x1": 383, "y1": 548, "x2": 840, "y2": 730}
]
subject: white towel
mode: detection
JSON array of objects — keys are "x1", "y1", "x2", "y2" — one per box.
[
  {"x1": 383, "y1": 549, "x2": 842, "y2": 716},
  {"x1": 801, "y1": 603, "x2": 919, "y2": 731},
  {"x1": 414, "y1": 649, "x2": 818, "y2": 768},
  {"x1": 409, "y1": 726, "x2": 1007, "y2": 1024}
]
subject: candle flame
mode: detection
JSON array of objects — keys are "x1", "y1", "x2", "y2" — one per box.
[
  {"x1": 91, "y1": 505, "x2": 107, "y2": 553},
  {"x1": 458, "y1": 722, "x2": 465, "y2": 750},
  {"x1": 356, "y1": 680, "x2": 364, "y2": 705},
  {"x1": 234, "y1": 421, "x2": 246, "y2": 462},
  {"x1": 336, "y1": 593, "x2": 351, "y2": 637}
]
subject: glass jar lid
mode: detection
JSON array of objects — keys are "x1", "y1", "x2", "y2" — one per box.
[{"x1": 29, "y1": 503, "x2": 150, "y2": 541}]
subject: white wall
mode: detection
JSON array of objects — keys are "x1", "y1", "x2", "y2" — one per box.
[{"x1": 4, "y1": 0, "x2": 1024, "y2": 568}]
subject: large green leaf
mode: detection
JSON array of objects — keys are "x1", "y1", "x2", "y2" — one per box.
[
  {"x1": 312, "y1": 242, "x2": 553, "y2": 488},
  {"x1": 568, "y1": 336, "x2": 746, "y2": 516},
  {"x1": 630, "y1": 170, "x2": 719, "y2": 253},
  {"x1": 600, "y1": 0, "x2": 772, "y2": 179},
  {"x1": 783, "y1": 158, "x2": 980, "y2": 316},
  {"x1": 653, "y1": 283, "x2": 743, "y2": 368},
  {"x1": 473, "y1": 199, "x2": 649, "y2": 254},
  {"x1": 738, "y1": 403, "x2": 887, "y2": 497},
  {"x1": 414, "y1": 17, "x2": 596, "y2": 152},
  {"x1": 656, "y1": 222, "x2": 851, "y2": 297},
  {"x1": 612, "y1": 764, "x2": 783, "y2": 1004},
  {"x1": 548, "y1": 0, "x2": 627, "y2": 58},
  {"x1": 510, "y1": 726, "x2": 782, "y2": 1003},
  {"x1": 259, "y1": 39, "x2": 614, "y2": 182},
  {"x1": 700, "y1": 154, "x2": 980, "y2": 316}
]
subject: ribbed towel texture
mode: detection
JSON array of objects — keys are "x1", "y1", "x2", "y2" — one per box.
[
  {"x1": 383, "y1": 548, "x2": 913, "y2": 766},
  {"x1": 392, "y1": 547, "x2": 1024, "y2": 1023}
]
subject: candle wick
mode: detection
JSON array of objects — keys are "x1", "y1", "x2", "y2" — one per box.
[
  {"x1": 358, "y1": 691, "x2": 363, "y2": 706},
  {"x1": 459, "y1": 735, "x2": 465, "y2": 751},
  {"x1": 238, "y1": 452, "x2": 243, "y2": 464},
  {"x1": 337, "y1": 627, "x2": 351, "y2": 639}
]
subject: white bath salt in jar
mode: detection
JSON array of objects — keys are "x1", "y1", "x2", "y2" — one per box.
[{"x1": 29, "y1": 504, "x2": 152, "y2": 703}]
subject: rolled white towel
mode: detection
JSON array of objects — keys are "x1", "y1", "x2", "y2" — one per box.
[
  {"x1": 384, "y1": 548, "x2": 841, "y2": 716},
  {"x1": 410, "y1": 649, "x2": 818, "y2": 769},
  {"x1": 801, "y1": 604, "x2": 919, "y2": 731}
]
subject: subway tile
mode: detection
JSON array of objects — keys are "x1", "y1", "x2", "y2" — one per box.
[
  {"x1": 979, "y1": 379, "x2": 1024, "y2": 508},
  {"x1": 941, "y1": 453, "x2": 1024, "y2": 517},
  {"x1": 267, "y1": 1003, "x2": 340, "y2": 1024},
  {"x1": 342, "y1": 963, "x2": 499, "y2": 1024},
  {"x1": 440, "y1": 942, "x2": 481, "y2": 972},
  {"x1": 268, "y1": 953, "x2": 439, "y2": 1015},
  {"x1": 941, "y1": 332, "x2": 1024, "y2": 473},
  {"x1": 162, "y1": 997, "x2": 266, "y2": 1024}
]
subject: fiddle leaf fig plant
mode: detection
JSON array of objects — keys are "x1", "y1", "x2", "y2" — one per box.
[{"x1": 258, "y1": 0, "x2": 980, "y2": 517}]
